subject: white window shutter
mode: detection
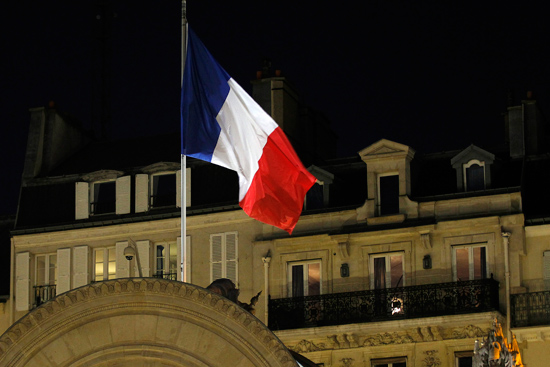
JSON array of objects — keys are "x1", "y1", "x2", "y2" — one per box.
[
  {"x1": 135, "y1": 174, "x2": 149, "y2": 213},
  {"x1": 210, "y1": 234, "x2": 223, "y2": 282},
  {"x1": 136, "y1": 240, "x2": 150, "y2": 277},
  {"x1": 15, "y1": 252, "x2": 30, "y2": 311},
  {"x1": 225, "y1": 232, "x2": 238, "y2": 285},
  {"x1": 75, "y1": 182, "x2": 89, "y2": 220},
  {"x1": 116, "y1": 176, "x2": 131, "y2": 215},
  {"x1": 116, "y1": 241, "x2": 130, "y2": 278},
  {"x1": 73, "y1": 245, "x2": 89, "y2": 288},
  {"x1": 57, "y1": 248, "x2": 71, "y2": 295}
]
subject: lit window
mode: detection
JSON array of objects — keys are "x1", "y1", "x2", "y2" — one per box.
[
  {"x1": 154, "y1": 242, "x2": 178, "y2": 280},
  {"x1": 150, "y1": 173, "x2": 177, "y2": 208},
  {"x1": 90, "y1": 181, "x2": 116, "y2": 215},
  {"x1": 453, "y1": 244, "x2": 487, "y2": 281},
  {"x1": 370, "y1": 253, "x2": 404, "y2": 289},
  {"x1": 94, "y1": 247, "x2": 116, "y2": 281},
  {"x1": 288, "y1": 261, "x2": 321, "y2": 297},
  {"x1": 378, "y1": 174, "x2": 399, "y2": 216}
]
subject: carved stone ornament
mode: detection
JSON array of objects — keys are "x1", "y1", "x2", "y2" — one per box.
[
  {"x1": 290, "y1": 339, "x2": 326, "y2": 353},
  {"x1": 363, "y1": 332, "x2": 414, "y2": 346},
  {"x1": 449, "y1": 324, "x2": 490, "y2": 339},
  {"x1": 423, "y1": 350, "x2": 441, "y2": 367},
  {"x1": 340, "y1": 357, "x2": 355, "y2": 367}
]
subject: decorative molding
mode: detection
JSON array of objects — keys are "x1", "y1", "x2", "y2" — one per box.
[
  {"x1": 448, "y1": 324, "x2": 490, "y2": 339},
  {"x1": 328, "y1": 334, "x2": 359, "y2": 349},
  {"x1": 422, "y1": 350, "x2": 441, "y2": 367},
  {"x1": 363, "y1": 332, "x2": 414, "y2": 346},
  {"x1": 140, "y1": 162, "x2": 180, "y2": 174},
  {"x1": 290, "y1": 339, "x2": 326, "y2": 353},
  {"x1": 81, "y1": 169, "x2": 124, "y2": 182},
  {"x1": 340, "y1": 357, "x2": 354, "y2": 367},
  {"x1": 338, "y1": 238, "x2": 351, "y2": 259}
]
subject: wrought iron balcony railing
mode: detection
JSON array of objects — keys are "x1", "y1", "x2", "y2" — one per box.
[
  {"x1": 511, "y1": 290, "x2": 550, "y2": 328},
  {"x1": 153, "y1": 272, "x2": 178, "y2": 281},
  {"x1": 33, "y1": 284, "x2": 56, "y2": 308},
  {"x1": 268, "y1": 278, "x2": 499, "y2": 331}
]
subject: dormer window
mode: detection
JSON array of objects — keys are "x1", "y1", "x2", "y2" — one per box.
[
  {"x1": 378, "y1": 173, "x2": 399, "y2": 216},
  {"x1": 90, "y1": 180, "x2": 116, "y2": 215},
  {"x1": 305, "y1": 165, "x2": 334, "y2": 210},
  {"x1": 463, "y1": 159, "x2": 485, "y2": 191},
  {"x1": 151, "y1": 173, "x2": 177, "y2": 208},
  {"x1": 451, "y1": 145, "x2": 494, "y2": 192}
]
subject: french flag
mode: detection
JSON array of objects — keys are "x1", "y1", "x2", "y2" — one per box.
[{"x1": 181, "y1": 27, "x2": 316, "y2": 234}]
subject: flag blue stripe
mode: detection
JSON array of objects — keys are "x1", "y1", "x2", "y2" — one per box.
[{"x1": 181, "y1": 27, "x2": 231, "y2": 160}]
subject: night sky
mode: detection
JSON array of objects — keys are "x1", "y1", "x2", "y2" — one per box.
[{"x1": 1, "y1": 1, "x2": 549, "y2": 215}]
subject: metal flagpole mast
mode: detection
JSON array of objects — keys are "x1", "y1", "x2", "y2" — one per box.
[{"x1": 180, "y1": 0, "x2": 187, "y2": 283}]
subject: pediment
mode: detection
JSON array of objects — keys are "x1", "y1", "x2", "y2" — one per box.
[
  {"x1": 141, "y1": 162, "x2": 180, "y2": 174},
  {"x1": 81, "y1": 169, "x2": 124, "y2": 182},
  {"x1": 451, "y1": 144, "x2": 495, "y2": 167},
  {"x1": 308, "y1": 165, "x2": 334, "y2": 184},
  {"x1": 358, "y1": 139, "x2": 415, "y2": 161}
]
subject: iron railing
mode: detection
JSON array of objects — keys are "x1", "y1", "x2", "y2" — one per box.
[
  {"x1": 153, "y1": 272, "x2": 178, "y2": 281},
  {"x1": 511, "y1": 290, "x2": 550, "y2": 327},
  {"x1": 34, "y1": 284, "x2": 56, "y2": 307},
  {"x1": 268, "y1": 278, "x2": 499, "y2": 330}
]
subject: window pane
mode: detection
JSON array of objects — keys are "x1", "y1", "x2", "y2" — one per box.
[
  {"x1": 36, "y1": 255, "x2": 46, "y2": 285},
  {"x1": 456, "y1": 248, "x2": 469, "y2": 281},
  {"x1": 156, "y1": 245, "x2": 165, "y2": 274},
  {"x1": 152, "y1": 174, "x2": 176, "y2": 207},
  {"x1": 307, "y1": 263, "x2": 321, "y2": 296},
  {"x1": 292, "y1": 265, "x2": 304, "y2": 297},
  {"x1": 49, "y1": 255, "x2": 57, "y2": 285},
  {"x1": 95, "y1": 249, "x2": 104, "y2": 263},
  {"x1": 380, "y1": 175, "x2": 399, "y2": 215},
  {"x1": 473, "y1": 247, "x2": 487, "y2": 279},
  {"x1": 169, "y1": 243, "x2": 178, "y2": 273},
  {"x1": 457, "y1": 356, "x2": 473, "y2": 367},
  {"x1": 466, "y1": 164, "x2": 484, "y2": 191},
  {"x1": 390, "y1": 255, "x2": 403, "y2": 287},
  {"x1": 374, "y1": 257, "x2": 386, "y2": 289},
  {"x1": 95, "y1": 262, "x2": 104, "y2": 281},
  {"x1": 92, "y1": 181, "x2": 116, "y2": 214},
  {"x1": 108, "y1": 248, "x2": 116, "y2": 262}
]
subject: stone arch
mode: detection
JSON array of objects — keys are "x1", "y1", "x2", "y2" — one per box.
[{"x1": 0, "y1": 279, "x2": 297, "y2": 367}]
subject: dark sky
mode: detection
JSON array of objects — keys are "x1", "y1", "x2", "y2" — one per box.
[{"x1": 1, "y1": 1, "x2": 549, "y2": 215}]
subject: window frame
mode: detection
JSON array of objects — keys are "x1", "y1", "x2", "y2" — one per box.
[
  {"x1": 371, "y1": 357, "x2": 407, "y2": 367},
  {"x1": 93, "y1": 247, "x2": 116, "y2": 282},
  {"x1": 462, "y1": 159, "x2": 485, "y2": 191},
  {"x1": 452, "y1": 243, "x2": 488, "y2": 281},
  {"x1": 455, "y1": 351, "x2": 473, "y2": 367},
  {"x1": 154, "y1": 242, "x2": 179, "y2": 280},
  {"x1": 89, "y1": 179, "x2": 116, "y2": 216},
  {"x1": 149, "y1": 172, "x2": 177, "y2": 209},
  {"x1": 287, "y1": 260, "x2": 322, "y2": 297},
  {"x1": 369, "y1": 252, "x2": 405, "y2": 289},
  {"x1": 35, "y1": 253, "x2": 57, "y2": 286},
  {"x1": 377, "y1": 172, "x2": 399, "y2": 216}
]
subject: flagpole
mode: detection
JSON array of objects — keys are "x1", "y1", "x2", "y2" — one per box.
[{"x1": 180, "y1": 0, "x2": 187, "y2": 283}]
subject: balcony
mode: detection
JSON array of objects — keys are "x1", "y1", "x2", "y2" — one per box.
[
  {"x1": 34, "y1": 284, "x2": 56, "y2": 308},
  {"x1": 268, "y1": 278, "x2": 499, "y2": 331},
  {"x1": 153, "y1": 272, "x2": 178, "y2": 281},
  {"x1": 511, "y1": 291, "x2": 550, "y2": 328}
]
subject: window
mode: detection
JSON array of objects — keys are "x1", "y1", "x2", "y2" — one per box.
[
  {"x1": 453, "y1": 244, "x2": 487, "y2": 281},
  {"x1": 463, "y1": 159, "x2": 485, "y2": 191},
  {"x1": 94, "y1": 247, "x2": 116, "y2": 281},
  {"x1": 90, "y1": 181, "x2": 116, "y2": 215},
  {"x1": 210, "y1": 232, "x2": 238, "y2": 284},
  {"x1": 455, "y1": 352, "x2": 473, "y2": 367},
  {"x1": 288, "y1": 261, "x2": 321, "y2": 297},
  {"x1": 34, "y1": 254, "x2": 57, "y2": 306},
  {"x1": 372, "y1": 357, "x2": 406, "y2": 367},
  {"x1": 155, "y1": 242, "x2": 178, "y2": 280},
  {"x1": 151, "y1": 173, "x2": 177, "y2": 208},
  {"x1": 370, "y1": 253, "x2": 404, "y2": 289},
  {"x1": 305, "y1": 183, "x2": 324, "y2": 210},
  {"x1": 378, "y1": 174, "x2": 399, "y2": 216}
]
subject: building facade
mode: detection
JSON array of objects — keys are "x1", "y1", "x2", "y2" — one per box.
[{"x1": 2, "y1": 85, "x2": 549, "y2": 366}]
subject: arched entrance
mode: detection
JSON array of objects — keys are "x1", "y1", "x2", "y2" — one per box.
[{"x1": 0, "y1": 279, "x2": 297, "y2": 367}]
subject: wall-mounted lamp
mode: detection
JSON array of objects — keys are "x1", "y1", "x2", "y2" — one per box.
[
  {"x1": 340, "y1": 263, "x2": 350, "y2": 278},
  {"x1": 423, "y1": 255, "x2": 432, "y2": 269}
]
